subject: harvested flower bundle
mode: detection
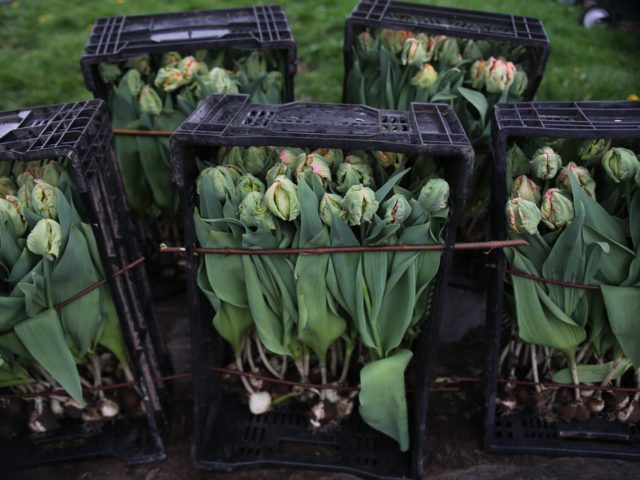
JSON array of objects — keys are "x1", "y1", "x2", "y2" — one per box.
[
  {"x1": 501, "y1": 138, "x2": 640, "y2": 423},
  {"x1": 194, "y1": 146, "x2": 450, "y2": 451},
  {"x1": 0, "y1": 159, "x2": 141, "y2": 436},
  {"x1": 99, "y1": 49, "x2": 286, "y2": 226}
]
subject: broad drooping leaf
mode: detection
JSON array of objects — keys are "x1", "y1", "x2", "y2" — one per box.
[
  {"x1": 359, "y1": 349, "x2": 413, "y2": 452},
  {"x1": 552, "y1": 358, "x2": 630, "y2": 385},
  {"x1": 15, "y1": 308, "x2": 83, "y2": 403},
  {"x1": 601, "y1": 285, "x2": 640, "y2": 369}
]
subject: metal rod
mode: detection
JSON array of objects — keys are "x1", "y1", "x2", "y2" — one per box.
[{"x1": 112, "y1": 128, "x2": 173, "y2": 137}]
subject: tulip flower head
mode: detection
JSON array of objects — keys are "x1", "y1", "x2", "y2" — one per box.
[
  {"x1": 505, "y1": 197, "x2": 542, "y2": 235},
  {"x1": 265, "y1": 175, "x2": 300, "y2": 221},
  {"x1": 343, "y1": 185, "x2": 379, "y2": 226},
  {"x1": 530, "y1": 147, "x2": 562, "y2": 180},
  {"x1": 27, "y1": 218, "x2": 62, "y2": 261},
  {"x1": 602, "y1": 147, "x2": 639, "y2": 183},
  {"x1": 511, "y1": 175, "x2": 541, "y2": 203},
  {"x1": 541, "y1": 188, "x2": 574, "y2": 230},
  {"x1": 556, "y1": 162, "x2": 596, "y2": 199}
]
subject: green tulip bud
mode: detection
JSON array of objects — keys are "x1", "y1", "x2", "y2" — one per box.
[
  {"x1": 244, "y1": 146, "x2": 271, "y2": 176},
  {"x1": 161, "y1": 51, "x2": 182, "y2": 67},
  {"x1": 27, "y1": 219, "x2": 61, "y2": 260},
  {"x1": 16, "y1": 169, "x2": 37, "y2": 189},
  {"x1": 356, "y1": 31, "x2": 375, "y2": 53},
  {"x1": 578, "y1": 139, "x2": 611, "y2": 165},
  {"x1": 382, "y1": 193, "x2": 412, "y2": 224},
  {"x1": 154, "y1": 67, "x2": 186, "y2": 92},
  {"x1": 0, "y1": 177, "x2": 17, "y2": 196},
  {"x1": 311, "y1": 148, "x2": 344, "y2": 168},
  {"x1": 505, "y1": 197, "x2": 542, "y2": 235},
  {"x1": 541, "y1": 188, "x2": 574, "y2": 230},
  {"x1": 31, "y1": 181, "x2": 58, "y2": 220},
  {"x1": 265, "y1": 175, "x2": 299, "y2": 221},
  {"x1": 463, "y1": 40, "x2": 483, "y2": 61},
  {"x1": 198, "y1": 67, "x2": 239, "y2": 97},
  {"x1": 427, "y1": 34, "x2": 447, "y2": 61},
  {"x1": 438, "y1": 38, "x2": 462, "y2": 66},
  {"x1": 484, "y1": 57, "x2": 517, "y2": 94},
  {"x1": 401, "y1": 38, "x2": 428, "y2": 67},
  {"x1": 0, "y1": 196, "x2": 27, "y2": 235},
  {"x1": 344, "y1": 154, "x2": 369, "y2": 166},
  {"x1": 336, "y1": 162, "x2": 374, "y2": 193},
  {"x1": 556, "y1": 162, "x2": 596, "y2": 199},
  {"x1": 238, "y1": 191, "x2": 275, "y2": 231},
  {"x1": 418, "y1": 178, "x2": 450, "y2": 214},
  {"x1": 602, "y1": 147, "x2": 639, "y2": 183},
  {"x1": 265, "y1": 162, "x2": 291, "y2": 185},
  {"x1": 177, "y1": 56, "x2": 207, "y2": 82},
  {"x1": 470, "y1": 60, "x2": 486, "y2": 90},
  {"x1": 39, "y1": 161, "x2": 64, "y2": 187},
  {"x1": 197, "y1": 166, "x2": 236, "y2": 202},
  {"x1": 381, "y1": 29, "x2": 412, "y2": 53},
  {"x1": 511, "y1": 175, "x2": 541, "y2": 203},
  {"x1": 410, "y1": 63, "x2": 438, "y2": 89},
  {"x1": 278, "y1": 148, "x2": 304, "y2": 166},
  {"x1": 509, "y1": 71, "x2": 528, "y2": 97},
  {"x1": 236, "y1": 174, "x2": 265, "y2": 199},
  {"x1": 121, "y1": 69, "x2": 142, "y2": 96},
  {"x1": 261, "y1": 71, "x2": 283, "y2": 92},
  {"x1": 343, "y1": 185, "x2": 379, "y2": 226},
  {"x1": 372, "y1": 151, "x2": 405, "y2": 170},
  {"x1": 295, "y1": 154, "x2": 332, "y2": 185},
  {"x1": 220, "y1": 146, "x2": 245, "y2": 169},
  {"x1": 244, "y1": 52, "x2": 267, "y2": 81},
  {"x1": 320, "y1": 193, "x2": 346, "y2": 227},
  {"x1": 98, "y1": 63, "x2": 122, "y2": 84},
  {"x1": 17, "y1": 184, "x2": 31, "y2": 208},
  {"x1": 125, "y1": 54, "x2": 151, "y2": 75},
  {"x1": 530, "y1": 146, "x2": 562, "y2": 180},
  {"x1": 506, "y1": 144, "x2": 530, "y2": 177},
  {"x1": 139, "y1": 86, "x2": 163, "y2": 115}
]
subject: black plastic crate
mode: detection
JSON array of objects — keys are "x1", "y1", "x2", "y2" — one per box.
[
  {"x1": 171, "y1": 93, "x2": 473, "y2": 479},
  {"x1": 485, "y1": 100, "x2": 640, "y2": 460},
  {"x1": 81, "y1": 5, "x2": 296, "y2": 103},
  {"x1": 343, "y1": 0, "x2": 550, "y2": 103},
  {"x1": 0, "y1": 100, "x2": 171, "y2": 467}
]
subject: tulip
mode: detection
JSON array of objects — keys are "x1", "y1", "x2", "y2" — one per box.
[
  {"x1": 336, "y1": 163, "x2": 374, "y2": 193},
  {"x1": 121, "y1": 69, "x2": 142, "y2": 97},
  {"x1": 278, "y1": 148, "x2": 304, "y2": 166},
  {"x1": 16, "y1": 170, "x2": 37, "y2": 189},
  {"x1": 511, "y1": 175, "x2": 541, "y2": 203},
  {"x1": 438, "y1": 38, "x2": 462, "y2": 66},
  {"x1": 382, "y1": 29, "x2": 413, "y2": 53},
  {"x1": 556, "y1": 162, "x2": 596, "y2": 199},
  {"x1": 154, "y1": 67, "x2": 186, "y2": 92},
  {"x1": 261, "y1": 71, "x2": 283, "y2": 92},
  {"x1": 265, "y1": 162, "x2": 291, "y2": 185},
  {"x1": 463, "y1": 40, "x2": 483, "y2": 61},
  {"x1": 244, "y1": 146, "x2": 271, "y2": 176},
  {"x1": 244, "y1": 51, "x2": 267, "y2": 81},
  {"x1": 343, "y1": 185, "x2": 379, "y2": 226},
  {"x1": 126, "y1": 54, "x2": 151, "y2": 75},
  {"x1": 31, "y1": 181, "x2": 58, "y2": 220},
  {"x1": 410, "y1": 63, "x2": 438, "y2": 90},
  {"x1": 39, "y1": 162, "x2": 64, "y2": 187},
  {"x1": 199, "y1": 67, "x2": 239, "y2": 96},
  {"x1": 296, "y1": 154, "x2": 332, "y2": 184},
  {"x1": 220, "y1": 146, "x2": 245, "y2": 169},
  {"x1": 161, "y1": 51, "x2": 182, "y2": 67},
  {"x1": 507, "y1": 144, "x2": 530, "y2": 177},
  {"x1": 530, "y1": 146, "x2": 562, "y2": 180},
  {"x1": 265, "y1": 175, "x2": 299, "y2": 221},
  {"x1": 541, "y1": 188, "x2": 574, "y2": 230},
  {"x1": 357, "y1": 31, "x2": 375, "y2": 53},
  {"x1": 238, "y1": 191, "x2": 275, "y2": 231},
  {"x1": 27, "y1": 219, "x2": 62, "y2": 261},
  {"x1": 236, "y1": 174, "x2": 266, "y2": 199},
  {"x1": 578, "y1": 139, "x2": 611, "y2": 164},
  {"x1": 197, "y1": 166, "x2": 236, "y2": 202},
  {"x1": 510, "y1": 71, "x2": 528, "y2": 97},
  {"x1": 505, "y1": 197, "x2": 542, "y2": 235},
  {"x1": 484, "y1": 57, "x2": 517, "y2": 93},
  {"x1": 320, "y1": 193, "x2": 346, "y2": 227},
  {"x1": 18, "y1": 184, "x2": 31, "y2": 208},
  {"x1": 0, "y1": 177, "x2": 17, "y2": 196},
  {"x1": 382, "y1": 194, "x2": 412, "y2": 224},
  {"x1": 177, "y1": 56, "x2": 207, "y2": 82},
  {"x1": 98, "y1": 63, "x2": 121, "y2": 84},
  {"x1": 373, "y1": 151, "x2": 405, "y2": 170},
  {"x1": 0, "y1": 196, "x2": 27, "y2": 235},
  {"x1": 139, "y1": 86, "x2": 163, "y2": 116},
  {"x1": 427, "y1": 35, "x2": 447, "y2": 61},
  {"x1": 602, "y1": 147, "x2": 639, "y2": 183},
  {"x1": 470, "y1": 60, "x2": 486, "y2": 90},
  {"x1": 401, "y1": 38, "x2": 427, "y2": 67},
  {"x1": 418, "y1": 178, "x2": 449, "y2": 214},
  {"x1": 311, "y1": 148, "x2": 344, "y2": 168}
]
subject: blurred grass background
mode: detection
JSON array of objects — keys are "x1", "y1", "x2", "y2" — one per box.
[{"x1": 0, "y1": 0, "x2": 637, "y2": 110}]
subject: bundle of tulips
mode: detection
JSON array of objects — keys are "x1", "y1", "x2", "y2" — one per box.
[
  {"x1": 98, "y1": 50, "x2": 286, "y2": 230},
  {"x1": 501, "y1": 138, "x2": 640, "y2": 423},
  {"x1": 0, "y1": 160, "x2": 142, "y2": 437},
  {"x1": 346, "y1": 29, "x2": 530, "y2": 238},
  {"x1": 194, "y1": 146, "x2": 451, "y2": 451}
]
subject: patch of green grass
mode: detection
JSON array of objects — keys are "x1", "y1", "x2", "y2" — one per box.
[{"x1": 0, "y1": 0, "x2": 637, "y2": 110}]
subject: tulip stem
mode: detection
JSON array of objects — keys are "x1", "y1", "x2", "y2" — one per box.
[
  {"x1": 235, "y1": 355, "x2": 254, "y2": 395},
  {"x1": 569, "y1": 356, "x2": 581, "y2": 401},
  {"x1": 91, "y1": 353, "x2": 105, "y2": 400},
  {"x1": 338, "y1": 342, "x2": 354, "y2": 385},
  {"x1": 531, "y1": 345, "x2": 541, "y2": 393},
  {"x1": 255, "y1": 333, "x2": 282, "y2": 379}
]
